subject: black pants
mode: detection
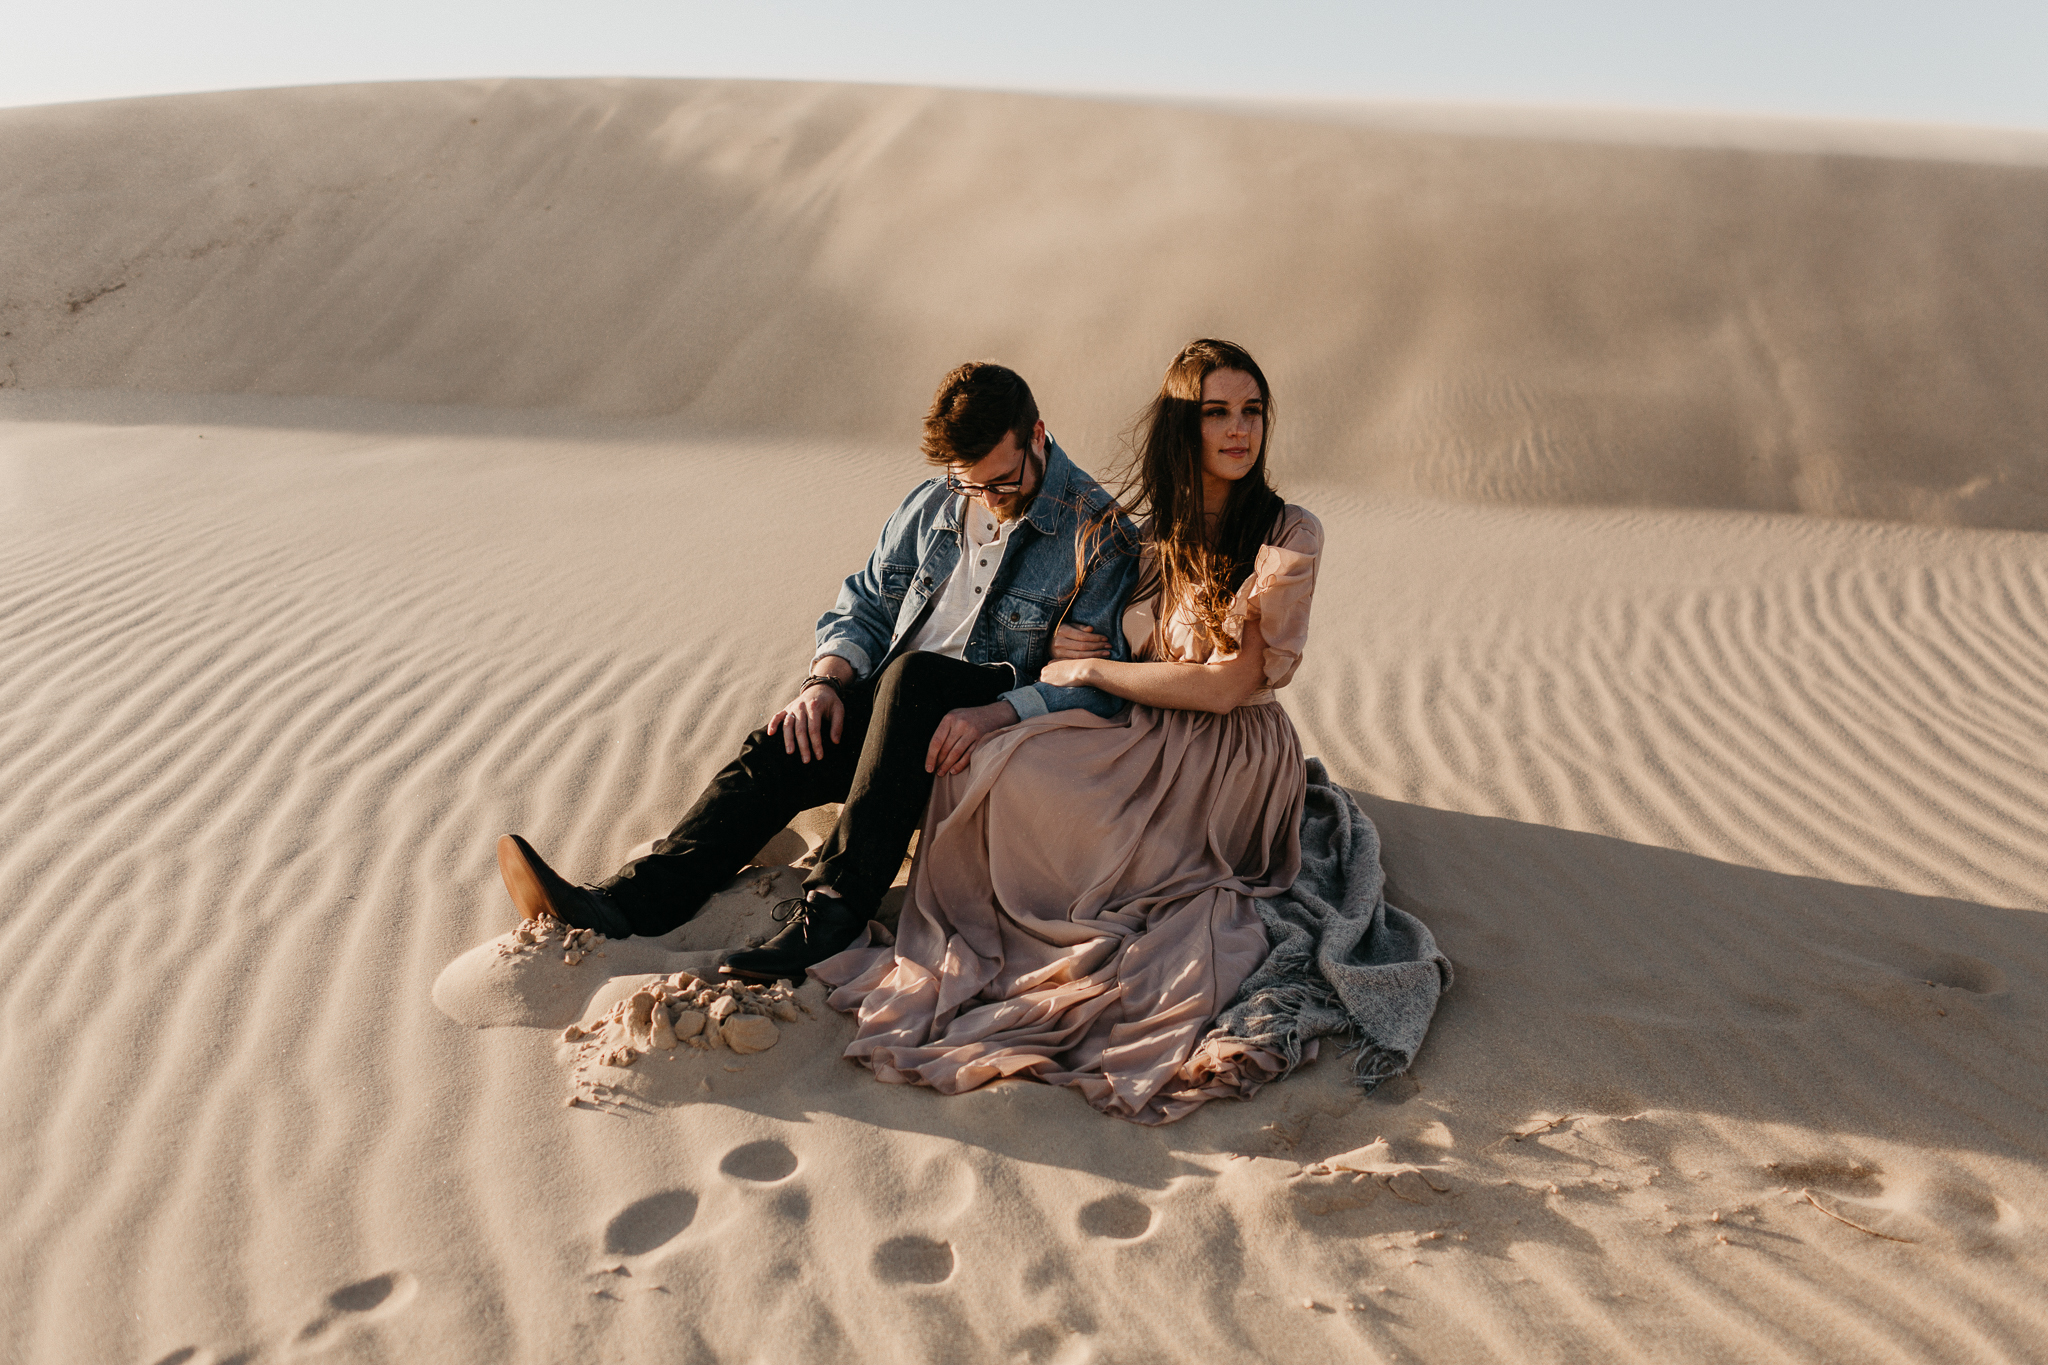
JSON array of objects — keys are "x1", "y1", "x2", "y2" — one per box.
[{"x1": 598, "y1": 651, "x2": 1012, "y2": 937}]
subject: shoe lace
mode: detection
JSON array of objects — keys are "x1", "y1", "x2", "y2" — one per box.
[{"x1": 770, "y1": 895, "x2": 813, "y2": 926}]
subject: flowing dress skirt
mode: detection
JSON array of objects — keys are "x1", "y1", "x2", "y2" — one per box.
[{"x1": 812, "y1": 697, "x2": 1307, "y2": 1124}]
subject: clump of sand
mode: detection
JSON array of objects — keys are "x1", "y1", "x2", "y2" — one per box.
[{"x1": 562, "y1": 971, "x2": 810, "y2": 1108}]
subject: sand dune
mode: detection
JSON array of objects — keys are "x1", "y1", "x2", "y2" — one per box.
[
  {"x1": 2, "y1": 80, "x2": 2046, "y2": 1365},
  {"x1": 4, "y1": 79, "x2": 2047, "y2": 525}
]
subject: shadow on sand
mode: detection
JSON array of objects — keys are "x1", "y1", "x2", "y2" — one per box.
[{"x1": 549, "y1": 791, "x2": 2046, "y2": 1187}]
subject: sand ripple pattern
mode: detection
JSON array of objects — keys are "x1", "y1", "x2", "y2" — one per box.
[
  {"x1": 1, "y1": 419, "x2": 2044, "y2": 1363},
  {"x1": 0, "y1": 421, "x2": 861, "y2": 1364},
  {"x1": 1291, "y1": 498, "x2": 2048, "y2": 906}
]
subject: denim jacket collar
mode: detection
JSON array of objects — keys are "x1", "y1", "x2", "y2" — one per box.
[{"x1": 936, "y1": 437, "x2": 1080, "y2": 540}]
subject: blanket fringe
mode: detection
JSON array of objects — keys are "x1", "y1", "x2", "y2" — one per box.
[
  {"x1": 1221, "y1": 979, "x2": 1341, "y2": 1076},
  {"x1": 1202, "y1": 757, "x2": 1451, "y2": 1094},
  {"x1": 1345, "y1": 1041, "x2": 1406, "y2": 1092}
]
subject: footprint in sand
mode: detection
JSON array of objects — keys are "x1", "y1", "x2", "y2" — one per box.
[
  {"x1": 293, "y1": 1271, "x2": 417, "y2": 1350},
  {"x1": 1077, "y1": 1194, "x2": 1154, "y2": 1240},
  {"x1": 872, "y1": 1235, "x2": 955, "y2": 1285},
  {"x1": 716, "y1": 1139, "x2": 808, "y2": 1220},
  {"x1": 719, "y1": 1138, "x2": 799, "y2": 1183},
  {"x1": 603, "y1": 1189, "x2": 701, "y2": 1256}
]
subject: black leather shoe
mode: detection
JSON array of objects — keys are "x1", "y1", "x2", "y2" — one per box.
[
  {"x1": 721, "y1": 892, "x2": 867, "y2": 982},
  {"x1": 496, "y1": 834, "x2": 635, "y2": 939}
]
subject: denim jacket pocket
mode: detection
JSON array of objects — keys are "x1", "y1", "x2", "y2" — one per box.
[
  {"x1": 993, "y1": 589, "x2": 1060, "y2": 670},
  {"x1": 877, "y1": 560, "x2": 918, "y2": 608}
]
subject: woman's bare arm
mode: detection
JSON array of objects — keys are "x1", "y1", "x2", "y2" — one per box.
[{"x1": 1038, "y1": 618, "x2": 1269, "y2": 714}]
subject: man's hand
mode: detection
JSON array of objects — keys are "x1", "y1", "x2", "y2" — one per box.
[
  {"x1": 1051, "y1": 623, "x2": 1111, "y2": 660},
  {"x1": 767, "y1": 657, "x2": 854, "y2": 763},
  {"x1": 925, "y1": 700, "x2": 1020, "y2": 777}
]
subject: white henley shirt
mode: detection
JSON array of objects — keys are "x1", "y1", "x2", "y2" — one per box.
[{"x1": 897, "y1": 505, "x2": 1018, "y2": 660}]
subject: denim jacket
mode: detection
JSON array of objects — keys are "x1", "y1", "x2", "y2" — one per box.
[{"x1": 814, "y1": 438, "x2": 1138, "y2": 719}]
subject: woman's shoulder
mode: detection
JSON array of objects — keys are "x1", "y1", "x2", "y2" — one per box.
[
  {"x1": 1236, "y1": 503, "x2": 1321, "y2": 611},
  {"x1": 1265, "y1": 503, "x2": 1324, "y2": 556}
]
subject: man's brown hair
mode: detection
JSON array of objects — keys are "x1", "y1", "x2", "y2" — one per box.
[{"x1": 921, "y1": 362, "x2": 1040, "y2": 467}]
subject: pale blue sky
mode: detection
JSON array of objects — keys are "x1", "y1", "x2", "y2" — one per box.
[{"x1": 4, "y1": 0, "x2": 2043, "y2": 128}]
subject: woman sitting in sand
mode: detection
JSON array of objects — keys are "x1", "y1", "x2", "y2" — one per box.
[{"x1": 811, "y1": 338, "x2": 1323, "y2": 1124}]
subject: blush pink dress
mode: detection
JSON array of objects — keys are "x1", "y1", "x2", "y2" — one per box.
[{"x1": 812, "y1": 507, "x2": 1324, "y2": 1124}]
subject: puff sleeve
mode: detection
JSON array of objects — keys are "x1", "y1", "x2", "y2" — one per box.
[{"x1": 1221, "y1": 506, "x2": 1323, "y2": 690}]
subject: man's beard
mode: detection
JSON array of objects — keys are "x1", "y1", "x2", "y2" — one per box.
[{"x1": 987, "y1": 445, "x2": 1044, "y2": 521}]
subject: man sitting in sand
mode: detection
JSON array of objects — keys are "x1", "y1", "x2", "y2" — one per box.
[{"x1": 497, "y1": 361, "x2": 1136, "y2": 982}]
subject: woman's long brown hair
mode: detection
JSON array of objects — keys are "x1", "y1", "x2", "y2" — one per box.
[{"x1": 1121, "y1": 339, "x2": 1284, "y2": 649}]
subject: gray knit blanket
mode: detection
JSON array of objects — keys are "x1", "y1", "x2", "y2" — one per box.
[{"x1": 1207, "y1": 758, "x2": 1453, "y2": 1089}]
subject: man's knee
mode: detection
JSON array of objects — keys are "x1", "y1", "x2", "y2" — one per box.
[
  {"x1": 876, "y1": 650, "x2": 948, "y2": 699},
  {"x1": 733, "y1": 723, "x2": 813, "y2": 779},
  {"x1": 869, "y1": 652, "x2": 968, "y2": 740},
  {"x1": 735, "y1": 723, "x2": 781, "y2": 758}
]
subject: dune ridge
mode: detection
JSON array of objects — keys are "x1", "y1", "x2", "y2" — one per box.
[{"x1": 2, "y1": 80, "x2": 2046, "y2": 1364}]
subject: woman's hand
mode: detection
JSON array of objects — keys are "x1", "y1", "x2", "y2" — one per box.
[
  {"x1": 1051, "y1": 623, "x2": 1110, "y2": 661},
  {"x1": 1038, "y1": 658, "x2": 1094, "y2": 689}
]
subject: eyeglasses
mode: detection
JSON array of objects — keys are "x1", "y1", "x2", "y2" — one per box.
[{"x1": 944, "y1": 446, "x2": 1035, "y2": 497}]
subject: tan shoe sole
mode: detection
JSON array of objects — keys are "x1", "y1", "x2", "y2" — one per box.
[{"x1": 496, "y1": 834, "x2": 553, "y2": 921}]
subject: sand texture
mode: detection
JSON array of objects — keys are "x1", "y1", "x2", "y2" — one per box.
[{"x1": 2, "y1": 79, "x2": 2046, "y2": 1364}]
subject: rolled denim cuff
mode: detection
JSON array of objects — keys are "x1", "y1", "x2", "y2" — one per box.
[
  {"x1": 814, "y1": 639, "x2": 874, "y2": 680},
  {"x1": 1001, "y1": 685, "x2": 1048, "y2": 720}
]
